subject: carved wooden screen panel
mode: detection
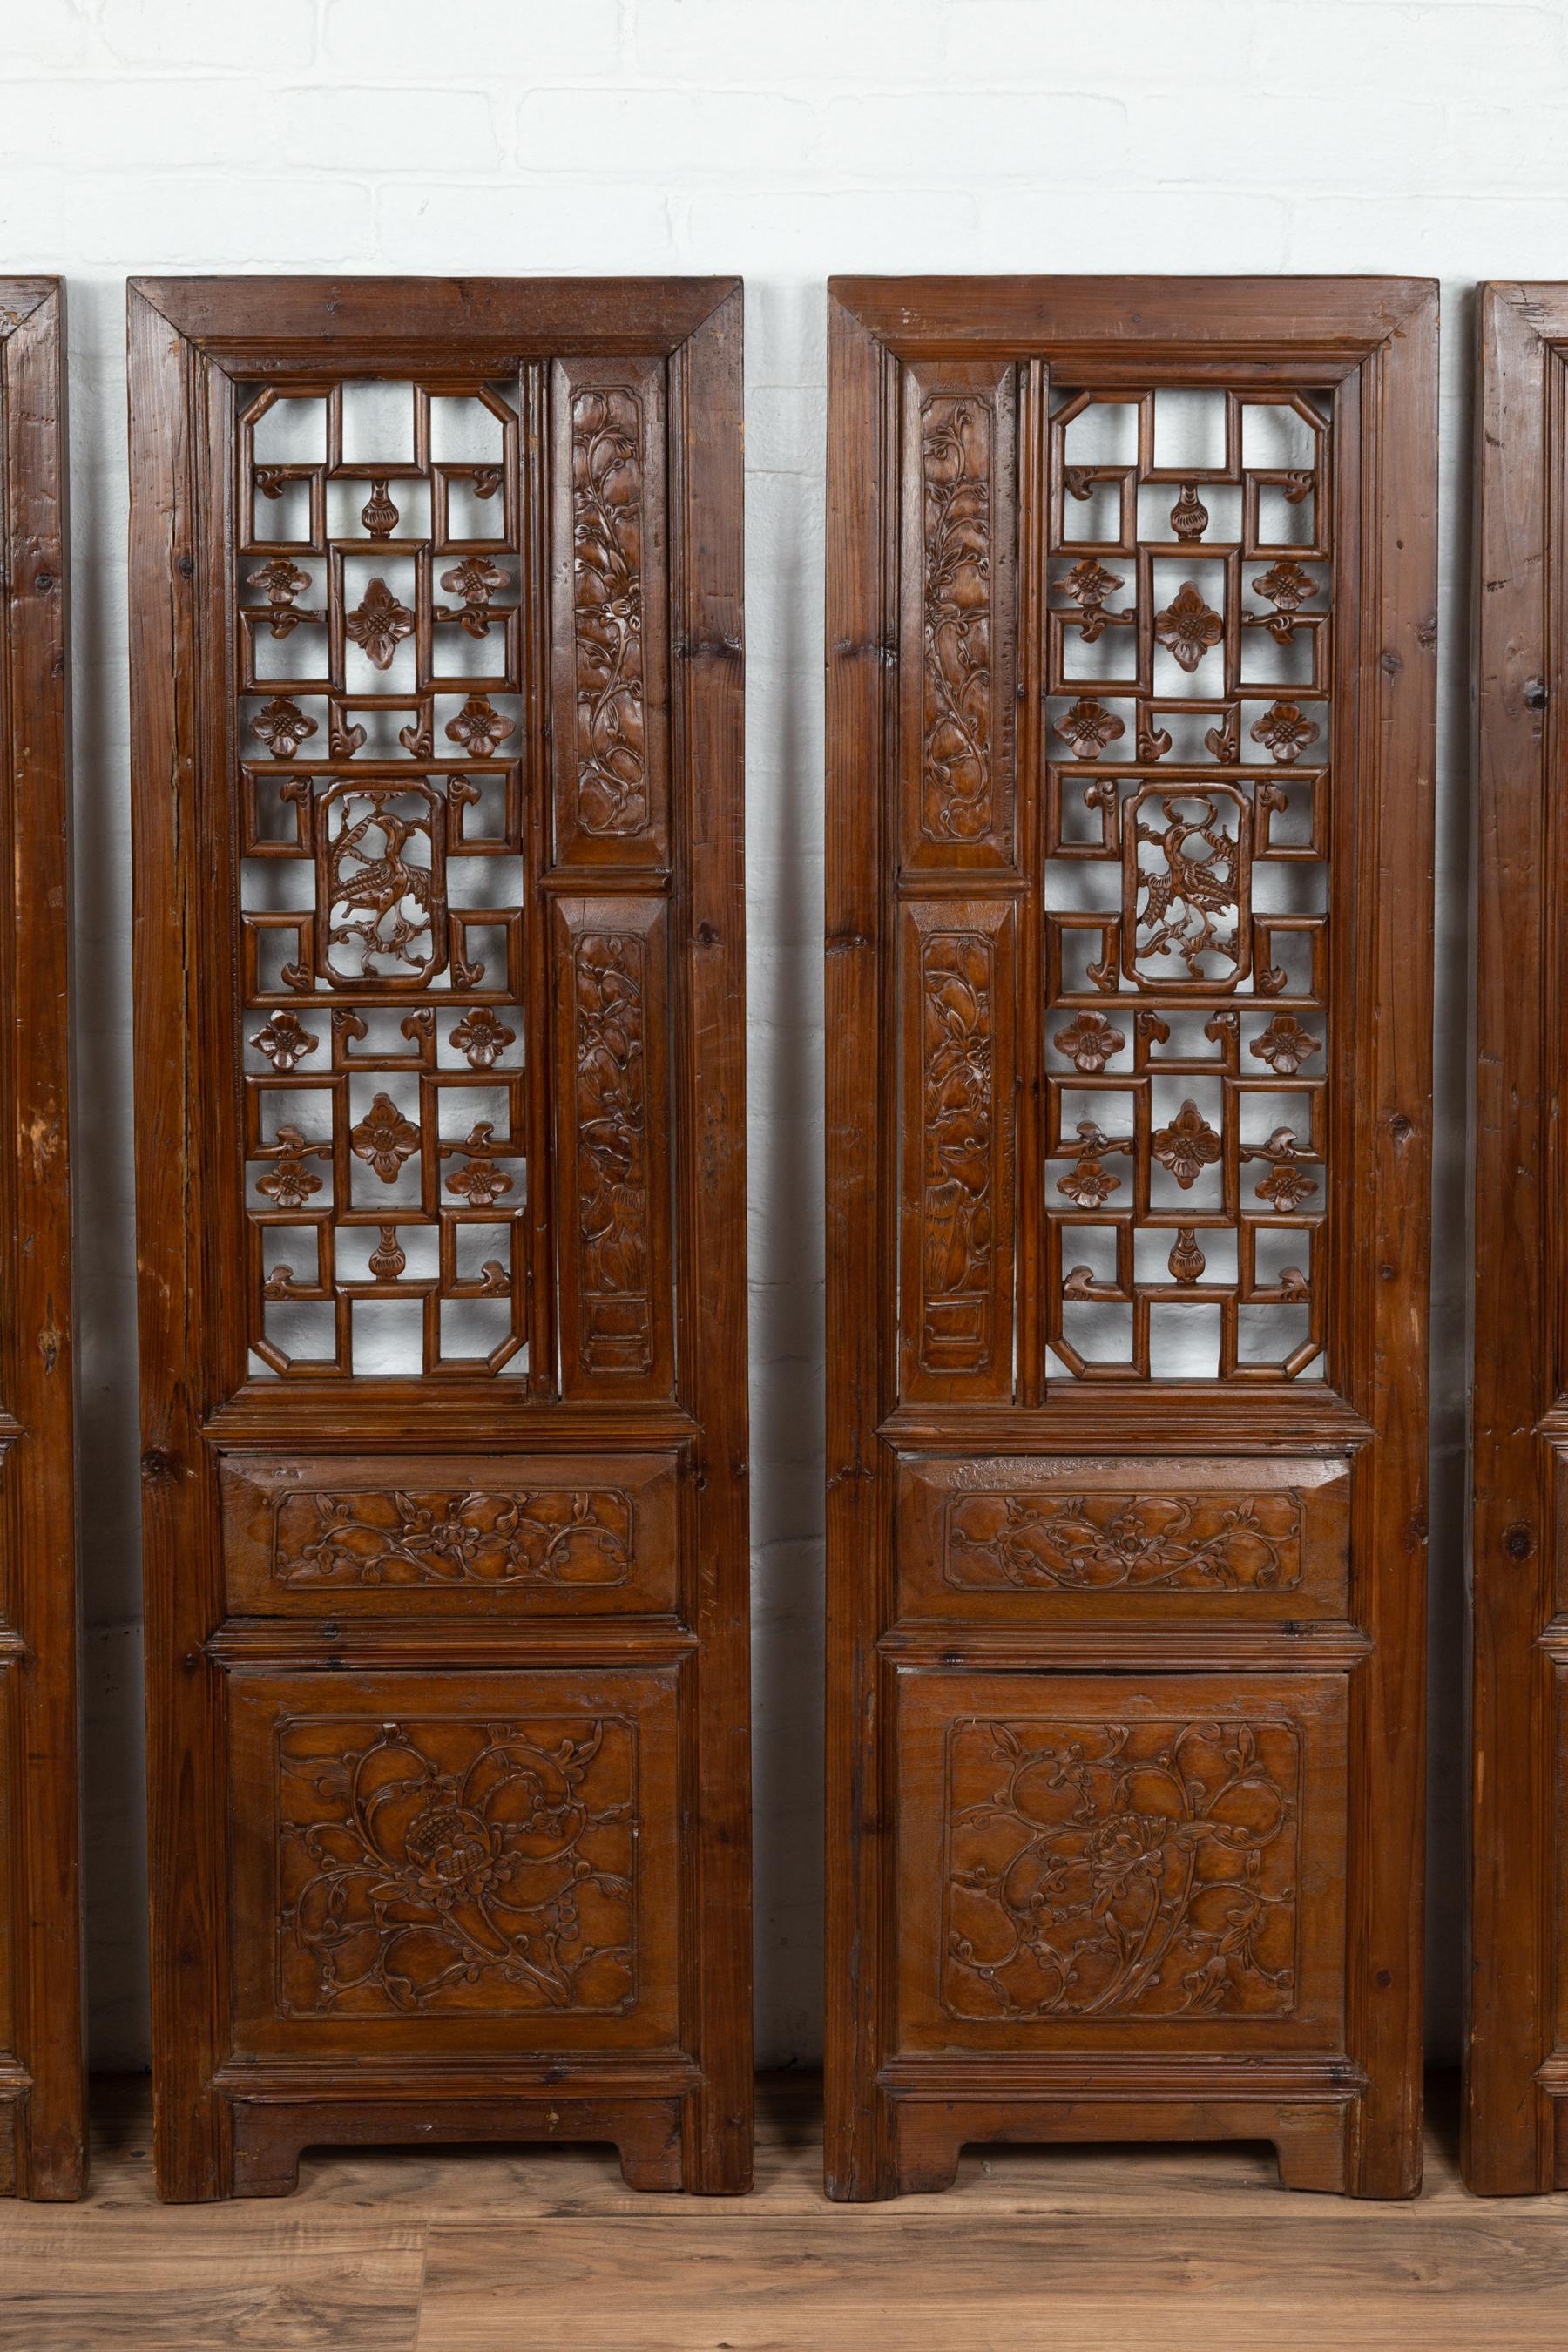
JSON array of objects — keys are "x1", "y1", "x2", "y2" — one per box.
[
  {"x1": 0, "y1": 280, "x2": 84, "y2": 2201},
  {"x1": 129, "y1": 279, "x2": 749, "y2": 2201},
  {"x1": 826, "y1": 279, "x2": 1436, "y2": 2201},
  {"x1": 1469, "y1": 281, "x2": 1568, "y2": 2195}
]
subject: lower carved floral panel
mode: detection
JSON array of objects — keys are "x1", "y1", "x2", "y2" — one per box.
[
  {"x1": 219, "y1": 1450, "x2": 681, "y2": 1618},
  {"x1": 896, "y1": 1453, "x2": 1351, "y2": 1624},
  {"x1": 892, "y1": 1666, "x2": 1348, "y2": 2054},
  {"x1": 226, "y1": 1665, "x2": 681, "y2": 2058}
]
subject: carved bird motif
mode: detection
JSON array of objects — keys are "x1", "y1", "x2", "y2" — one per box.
[
  {"x1": 326, "y1": 805, "x2": 436, "y2": 970},
  {"x1": 1137, "y1": 796, "x2": 1240, "y2": 974}
]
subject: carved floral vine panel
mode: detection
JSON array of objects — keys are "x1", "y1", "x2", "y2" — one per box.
[
  {"x1": 274, "y1": 1712, "x2": 639, "y2": 2018},
  {"x1": 901, "y1": 902, "x2": 1016, "y2": 1389},
  {"x1": 267, "y1": 1484, "x2": 635, "y2": 1591},
  {"x1": 554, "y1": 900, "x2": 673, "y2": 1392},
  {"x1": 1044, "y1": 388, "x2": 1333, "y2": 1382},
  {"x1": 238, "y1": 378, "x2": 531, "y2": 1379},
  {"x1": 901, "y1": 362, "x2": 1017, "y2": 874},
  {"x1": 943, "y1": 1486, "x2": 1304, "y2": 1595},
  {"x1": 942, "y1": 1714, "x2": 1301, "y2": 2020},
  {"x1": 551, "y1": 359, "x2": 669, "y2": 870}
]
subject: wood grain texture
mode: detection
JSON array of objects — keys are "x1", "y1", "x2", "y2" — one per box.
[
  {"x1": 825, "y1": 277, "x2": 1437, "y2": 2203},
  {"x1": 127, "y1": 277, "x2": 750, "y2": 2201},
  {"x1": 1466, "y1": 280, "x2": 1568, "y2": 2197},
  {"x1": 6, "y1": 2077, "x2": 1566, "y2": 2352},
  {"x1": 0, "y1": 277, "x2": 84, "y2": 2201}
]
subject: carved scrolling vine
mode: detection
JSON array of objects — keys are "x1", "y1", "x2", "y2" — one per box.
[
  {"x1": 943, "y1": 1488, "x2": 1303, "y2": 1594},
  {"x1": 920, "y1": 395, "x2": 994, "y2": 844},
  {"x1": 271, "y1": 1484, "x2": 635, "y2": 1589},
  {"x1": 573, "y1": 930, "x2": 655, "y2": 1375},
  {"x1": 943, "y1": 1715, "x2": 1301, "y2": 2020},
  {"x1": 918, "y1": 930, "x2": 997, "y2": 1372},
  {"x1": 276, "y1": 1713, "x2": 639, "y2": 2017},
  {"x1": 571, "y1": 388, "x2": 650, "y2": 839}
]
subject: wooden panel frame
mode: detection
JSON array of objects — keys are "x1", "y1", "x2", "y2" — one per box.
[
  {"x1": 0, "y1": 278, "x2": 84, "y2": 2200},
  {"x1": 0, "y1": 277, "x2": 83, "y2": 2201},
  {"x1": 826, "y1": 277, "x2": 1437, "y2": 2201},
  {"x1": 129, "y1": 276, "x2": 749, "y2": 2201},
  {"x1": 1468, "y1": 280, "x2": 1568, "y2": 2196}
]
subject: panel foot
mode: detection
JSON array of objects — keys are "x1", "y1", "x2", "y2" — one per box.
[{"x1": 220, "y1": 2091, "x2": 692, "y2": 2203}]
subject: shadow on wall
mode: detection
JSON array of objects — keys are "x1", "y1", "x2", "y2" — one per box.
[
  {"x1": 747, "y1": 280, "x2": 829, "y2": 2068},
  {"x1": 70, "y1": 274, "x2": 152, "y2": 2068}
]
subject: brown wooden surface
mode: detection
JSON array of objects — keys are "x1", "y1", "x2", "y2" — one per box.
[
  {"x1": 2, "y1": 2075, "x2": 1566, "y2": 2349},
  {"x1": 127, "y1": 276, "x2": 750, "y2": 2201},
  {"x1": 825, "y1": 277, "x2": 1437, "y2": 2201},
  {"x1": 0, "y1": 277, "x2": 84, "y2": 2201},
  {"x1": 1467, "y1": 280, "x2": 1568, "y2": 2197}
]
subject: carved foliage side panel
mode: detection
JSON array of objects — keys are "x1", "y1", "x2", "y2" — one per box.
[
  {"x1": 900, "y1": 897, "x2": 1016, "y2": 1400},
  {"x1": 943, "y1": 1713, "x2": 1301, "y2": 2021},
  {"x1": 900, "y1": 362, "x2": 1017, "y2": 871},
  {"x1": 551, "y1": 356, "x2": 669, "y2": 870},
  {"x1": 234, "y1": 375, "x2": 531, "y2": 1383},
  {"x1": 1042, "y1": 386, "x2": 1334, "y2": 1382},
  {"x1": 553, "y1": 897, "x2": 674, "y2": 1396}
]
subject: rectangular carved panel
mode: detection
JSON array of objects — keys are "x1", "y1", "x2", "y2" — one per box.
[
  {"x1": 828, "y1": 278, "x2": 1435, "y2": 2203},
  {"x1": 899, "y1": 362, "x2": 1017, "y2": 871},
  {"x1": 220, "y1": 1451, "x2": 679, "y2": 1617},
  {"x1": 896, "y1": 1454, "x2": 1350, "y2": 1623},
  {"x1": 943, "y1": 1713, "x2": 1301, "y2": 2020},
  {"x1": 899, "y1": 898, "x2": 1016, "y2": 1400},
  {"x1": 893, "y1": 1667, "x2": 1347, "y2": 2053},
  {"x1": 227, "y1": 1666, "x2": 680, "y2": 2055},
  {"x1": 0, "y1": 280, "x2": 84, "y2": 2200},
  {"x1": 554, "y1": 897, "x2": 674, "y2": 1395},
  {"x1": 551, "y1": 357, "x2": 669, "y2": 869},
  {"x1": 131, "y1": 277, "x2": 748, "y2": 2200}
]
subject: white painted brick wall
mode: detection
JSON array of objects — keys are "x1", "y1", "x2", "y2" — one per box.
[{"x1": 0, "y1": 0, "x2": 1534, "y2": 2069}]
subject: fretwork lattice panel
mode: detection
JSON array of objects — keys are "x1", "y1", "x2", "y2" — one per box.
[
  {"x1": 236, "y1": 378, "x2": 529, "y2": 1378},
  {"x1": 1043, "y1": 386, "x2": 1332, "y2": 1382}
]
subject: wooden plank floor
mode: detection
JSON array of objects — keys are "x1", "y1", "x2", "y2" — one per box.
[{"x1": 2, "y1": 2076, "x2": 1565, "y2": 2349}]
